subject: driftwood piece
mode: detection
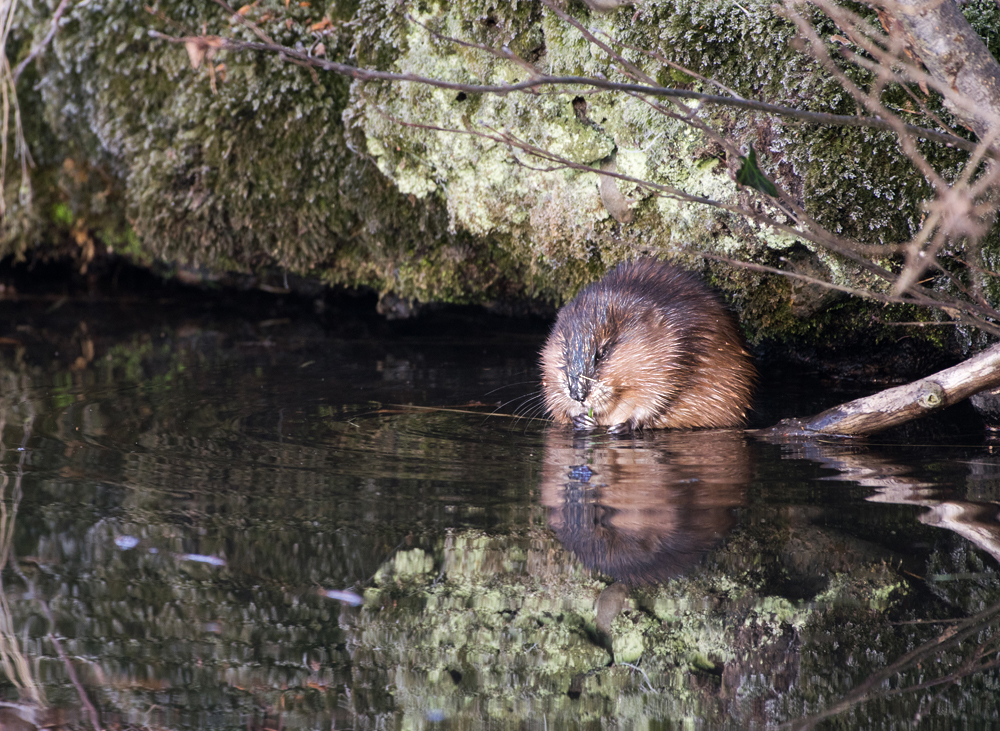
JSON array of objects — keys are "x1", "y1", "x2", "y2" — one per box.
[
  {"x1": 878, "y1": 0, "x2": 1000, "y2": 142},
  {"x1": 759, "y1": 343, "x2": 1000, "y2": 437}
]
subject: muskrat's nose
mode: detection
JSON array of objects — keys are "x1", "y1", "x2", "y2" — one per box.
[{"x1": 568, "y1": 377, "x2": 590, "y2": 403}]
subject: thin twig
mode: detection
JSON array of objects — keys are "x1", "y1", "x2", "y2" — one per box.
[
  {"x1": 210, "y1": 0, "x2": 274, "y2": 45},
  {"x1": 702, "y1": 253, "x2": 1000, "y2": 338},
  {"x1": 148, "y1": 31, "x2": 982, "y2": 153},
  {"x1": 45, "y1": 630, "x2": 102, "y2": 730},
  {"x1": 12, "y1": 0, "x2": 74, "y2": 82}
]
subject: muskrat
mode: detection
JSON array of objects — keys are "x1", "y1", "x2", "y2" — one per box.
[{"x1": 540, "y1": 259, "x2": 755, "y2": 432}]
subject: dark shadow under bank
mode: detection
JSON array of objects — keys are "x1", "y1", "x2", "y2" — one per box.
[
  {"x1": 0, "y1": 253, "x2": 973, "y2": 371},
  {"x1": 0, "y1": 254, "x2": 555, "y2": 339}
]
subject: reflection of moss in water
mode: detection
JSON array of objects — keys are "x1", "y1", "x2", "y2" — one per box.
[
  {"x1": 353, "y1": 533, "x2": 739, "y2": 723},
  {"x1": 353, "y1": 531, "x2": 611, "y2": 724},
  {"x1": 104, "y1": 338, "x2": 184, "y2": 387},
  {"x1": 344, "y1": 523, "x2": 995, "y2": 728},
  {"x1": 5, "y1": 472, "x2": 1000, "y2": 728},
  {"x1": 814, "y1": 566, "x2": 908, "y2": 613}
]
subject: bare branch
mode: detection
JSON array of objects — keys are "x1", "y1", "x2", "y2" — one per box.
[
  {"x1": 11, "y1": 0, "x2": 73, "y2": 83},
  {"x1": 147, "y1": 30, "x2": 983, "y2": 153},
  {"x1": 761, "y1": 342, "x2": 1000, "y2": 437},
  {"x1": 210, "y1": 0, "x2": 274, "y2": 44},
  {"x1": 874, "y1": 0, "x2": 1000, "y2": 142}
]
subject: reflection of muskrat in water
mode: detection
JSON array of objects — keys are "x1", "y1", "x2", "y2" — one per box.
[
  {"x1": 541, "y1": 259, "x2": 755, "y2": 432},
  {"x1": 540, "y1": 428, "x2": 750, "y2": 584}
]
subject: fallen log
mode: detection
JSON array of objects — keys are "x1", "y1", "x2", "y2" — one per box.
[{"x1": 758, "y1": 343, "x2": 1000, "y2": 437}]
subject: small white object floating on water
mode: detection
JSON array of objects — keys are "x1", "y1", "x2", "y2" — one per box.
[
  {"x1": 114, "y1": 536, "x2": 226, "y2": 567},
  {"x1": 320, "y1": 588, "x2": 364, "y2": 606}
]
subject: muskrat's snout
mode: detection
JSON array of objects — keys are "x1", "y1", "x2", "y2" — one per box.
[
  {"x1": 567, "y1": 373, "x2": 589, "y2": 403},
  {"x1": 565, "y1": 340, "x2": 595, "y2": 403}
]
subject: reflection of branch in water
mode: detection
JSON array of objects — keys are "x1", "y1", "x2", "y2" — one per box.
[
  {"x1": 869, "y1": 484, "x2": 1000, "y2": 566},
  {"x1": 7, "y1": 562, "x2": 103, "y2": 731},
  {"x1": 619, "y1": 662, "x2": 654, "y2": 694},
  {"x1": 28, "y1": 589, "x2": 102, "y2": 731},
  {"x1": 0, "y1": 413, "x2": 102, "y2": 730},
  {"x1": 827, "y1": 444, "x2": 1000, "y2": 566},
  {"x1": 768, "y1": 440, "x2": 1000, "y2": 729},
  {"x1": 791, "y1": 600, "x2": 1000, "y2": 731},
  {"x1": 0, "y1": 415, "x2": 45, "y2": 707}
]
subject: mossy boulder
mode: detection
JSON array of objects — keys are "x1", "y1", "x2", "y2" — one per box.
[{"x1": 4, "y1": 0, "x2": 999, "y2": 342}]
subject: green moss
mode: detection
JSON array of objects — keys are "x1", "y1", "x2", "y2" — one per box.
[
  {"x1": 962, "y1": 0, "x2": 1000, "y2": 62},
  {"x1": 6, "y1": 0, "x2": 996, "y2": 346},
  {"x1": 51, "y1": 202, "x2": 74, "y2": 226}
]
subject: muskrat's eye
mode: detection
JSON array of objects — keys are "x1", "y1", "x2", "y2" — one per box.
[{"x1": 596, "y1": 342, "x2": 610, "y2": 362}]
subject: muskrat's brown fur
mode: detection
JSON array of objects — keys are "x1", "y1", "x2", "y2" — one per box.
[{"x1": 540, "y1": 259, "x2": 755, "y2": 432}]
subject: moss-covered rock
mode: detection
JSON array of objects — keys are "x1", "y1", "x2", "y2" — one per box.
[{"x1": 4, "y1": 0, "x2": 1000, "y2": 343}]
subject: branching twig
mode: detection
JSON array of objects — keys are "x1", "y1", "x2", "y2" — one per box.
[
  {"x1": 3, "y1": 0, "x2": 71, "y2": 217},
  {"x1": 788, "y1": 600, "x2": 1000, "y2": 729},
  {"x1": 149, "y1": 31, "x2": 982, "y2": 153},
  {"x1": 210, "y1": 0, "x2": 274, "y2": 45},
  {"x1": 11, "y1": 0, "x2": 73, "y2": 82}
]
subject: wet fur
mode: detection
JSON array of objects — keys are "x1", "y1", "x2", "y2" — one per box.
[{"x1": 541, "y1": 259, "x2": 755, "y2": 431}]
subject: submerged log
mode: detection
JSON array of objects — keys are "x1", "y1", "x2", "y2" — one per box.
[{"x1": 759, "y1": 343, "x2": 1000, "y2": 437}]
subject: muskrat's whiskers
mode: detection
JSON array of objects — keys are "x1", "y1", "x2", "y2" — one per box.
[
  {"x1": 481, "y1": 390, "x2": 550, "y2": 431},
  {"x1": 511, "y1": 391, "x2": 544, "y2": 416},
  {"x1": 515, "y1": 389, "x2": 559, "y2": 433},
  {"x1": 483, "y1": 379, "x2": 544, "y2": 397},
  {"x1": 504, "y1": 393, "x2": 542, "y2": 421},
  {"x1": 519, "y1": 395, "x2": 552, "y2": 424}
]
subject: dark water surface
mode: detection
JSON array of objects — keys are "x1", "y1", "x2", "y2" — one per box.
[{"x1": 2, "y1": 291, "x2": 1000, "y2": 730}]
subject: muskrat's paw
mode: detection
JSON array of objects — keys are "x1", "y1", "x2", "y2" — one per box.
[
  {"x1": 606, "y1": 419, "x2": 639, "y2": 435},
  {"x1": 571, "y1": 412, "x2": 599, "y2": 430}
]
